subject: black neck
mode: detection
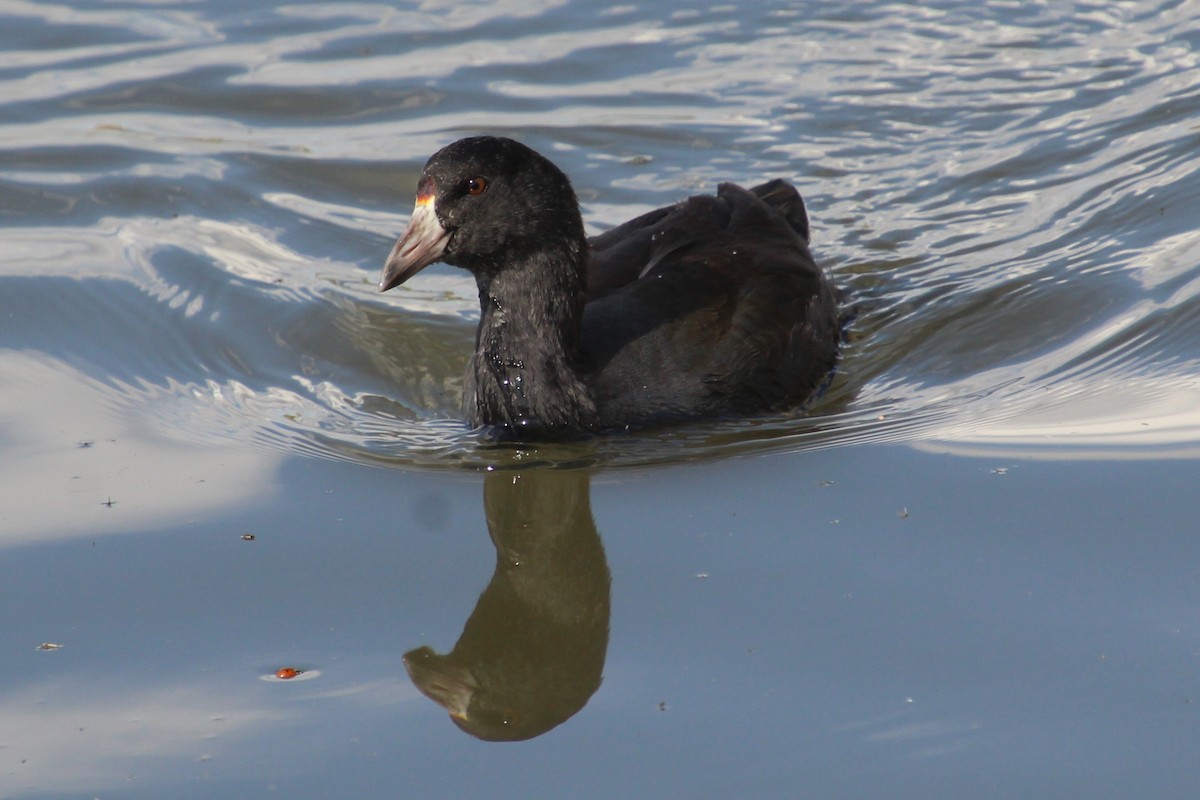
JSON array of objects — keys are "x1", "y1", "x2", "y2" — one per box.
[{"x1": 466, "y1": 246, "x2": 595, "y2": 436}]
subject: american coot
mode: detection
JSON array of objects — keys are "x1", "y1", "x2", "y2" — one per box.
[{"x1": 380, "y1": 136, "x2": 840, "y2": 440}]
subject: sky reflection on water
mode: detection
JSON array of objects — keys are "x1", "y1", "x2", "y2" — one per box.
[{"x1": 3, "y1": 0, "x2": 1200, "y2": 797}]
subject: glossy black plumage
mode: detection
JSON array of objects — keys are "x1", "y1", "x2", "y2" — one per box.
[{"x1": 379, "y1": 136, "x2": 840, "y2": 439}]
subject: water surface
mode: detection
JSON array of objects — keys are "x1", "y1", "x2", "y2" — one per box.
[{"x1": 2, "y1": 0, "x2": 1199, "y2": 797}]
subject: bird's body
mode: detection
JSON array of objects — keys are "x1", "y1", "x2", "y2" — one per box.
[{"x1": 379, "y1": 136, "x2": 840, "y2": 440}]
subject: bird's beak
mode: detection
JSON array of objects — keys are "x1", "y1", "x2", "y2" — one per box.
[{"x1": 378, "y1": 194, "x2": 451, "y2": 292}]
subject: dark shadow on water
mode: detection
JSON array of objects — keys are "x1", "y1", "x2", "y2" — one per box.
[{"x1": 403, "y1": 463, "x2": 611, "y2": 742}]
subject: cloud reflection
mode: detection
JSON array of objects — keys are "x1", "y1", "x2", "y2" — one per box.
[
  {"x1": 0, "y1": 678, "x2": 284, "y2": 795},
  {"x1": 0, "y1": 352, "x2": 275, "y2": 545}
]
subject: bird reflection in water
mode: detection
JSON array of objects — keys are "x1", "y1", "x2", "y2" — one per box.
[{"x1": 404, "y1": 466, "x2": 611, "y2": 741}]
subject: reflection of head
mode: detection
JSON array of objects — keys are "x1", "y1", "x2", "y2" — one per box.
[{"x1": 404, "y1": 468, "x2": 610, "y2": 741}]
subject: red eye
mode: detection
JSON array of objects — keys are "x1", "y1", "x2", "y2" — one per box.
[{"x1": 467, "y1": 177, "x2": 488, "y2": 196}]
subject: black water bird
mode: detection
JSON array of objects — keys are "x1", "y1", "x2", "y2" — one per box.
[{"x1": 379, "y1": 136, "x2": 839, "y2": 439}]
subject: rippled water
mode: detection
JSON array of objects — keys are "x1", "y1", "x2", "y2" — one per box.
[
  {"x1": 5, "y1": 0, "x2": 1197, "y2": 471},
  {"x1": 4, "y1": 0, "x2": 1200, "y2": 797}
]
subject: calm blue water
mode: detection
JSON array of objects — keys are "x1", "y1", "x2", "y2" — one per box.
[{"x1": 2, "y1": 1, "x2": 1199, "y2": 797}]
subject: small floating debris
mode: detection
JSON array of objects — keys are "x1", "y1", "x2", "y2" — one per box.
[
  {"x1": 261, "y1": 666, "x2": 319, "y2": 683},
  {"x1": 240, "y1": 533, "x2": 256, "y2": 541},
  {"x1": 37, "y1": 642, "x2": 63, "y2": 651},
  {"x1": 101, "y1": 497, "x2": 116, "y2": 508},
  {"x1": 897, "y1": 507, "x2": 909, "y2": 519}
]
